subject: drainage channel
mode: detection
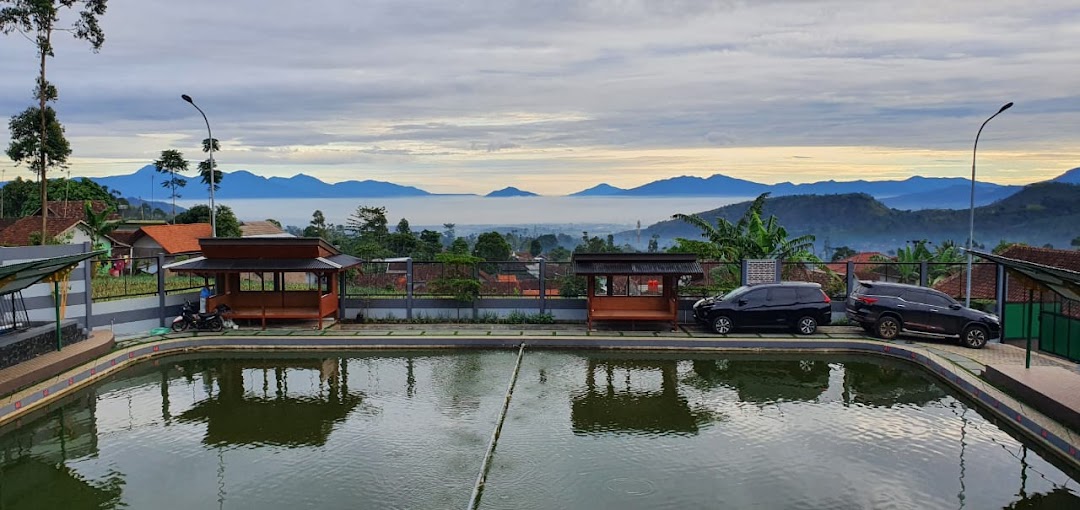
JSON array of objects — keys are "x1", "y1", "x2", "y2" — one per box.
[{"x1": 466, "y1": 343, "x2": 527, "y2": 510}]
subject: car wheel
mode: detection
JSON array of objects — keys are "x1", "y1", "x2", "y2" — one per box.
[
  {"x1": 170, "y1": 320, "x2": 189, "y2": 333},
  {"x1": 796, "y1": 316, "x2": 818, "y2": 335},
  {"x1": 961, "y1": 325, "x2": 988, "y2": 349},
  {"x1": 711, "y1": 315, "x2": 734, "y2": 335},
  {"x1": 875, "y1": 316, "x2": 901, "y2": 340}
]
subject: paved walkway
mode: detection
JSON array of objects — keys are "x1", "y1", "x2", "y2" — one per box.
[{"x1": 0, "y1": 330, "x2": 115, "y2": 395}]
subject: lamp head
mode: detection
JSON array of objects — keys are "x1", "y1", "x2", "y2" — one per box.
[
  {"x1": 998, "y1": 102, "x2": 1013, "y2": 113},
  {"x1": 181, "y1": 94, "x2": 193, "y2": 103}
]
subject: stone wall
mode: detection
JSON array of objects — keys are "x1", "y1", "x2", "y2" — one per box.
[{"x1": 0, "y1": 320, "x2": 85, "y2": 369}]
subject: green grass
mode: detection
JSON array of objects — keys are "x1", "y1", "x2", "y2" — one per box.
[{"x1": 91, "y1": 274, "x2": 202, "y2": 301}]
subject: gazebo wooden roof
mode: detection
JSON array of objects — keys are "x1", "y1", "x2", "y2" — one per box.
[
  {"x1": 163, "y1": 238, "x2": 362, "y2": 329},
  {"x1": 571, "y1": 253, "x2": 703, "y2": 331}
]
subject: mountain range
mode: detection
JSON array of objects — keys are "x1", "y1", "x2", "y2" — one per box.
[
  {"x1": 83, "y1": 164, "x2": 1080, "y2": 211},
  {"x1": 91, "y1": 165, "x2": 431, "y2": 201},
  {"x1": 620, "y1": 181, "x2": 1080, "y2": 252}
]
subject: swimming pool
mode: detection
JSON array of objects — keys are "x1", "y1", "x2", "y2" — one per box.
[{"x1": 1, "y1": 351, "x2": 1077, "y2": 509}]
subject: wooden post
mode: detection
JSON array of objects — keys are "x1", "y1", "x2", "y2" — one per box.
[
  {"x1": 586, "y1": 276, "x2": 594, "y2": 331},
  {"x1": 261, "y1": 272, "x2": 267, "y2": 330},
  {"x1": 54, "y1": 280, "x2": 62, "y2": 351}
]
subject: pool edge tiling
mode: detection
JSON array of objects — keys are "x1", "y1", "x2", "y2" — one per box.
[{"x1": 1, "y1": 333, "x2": 1078, "y2": 470}]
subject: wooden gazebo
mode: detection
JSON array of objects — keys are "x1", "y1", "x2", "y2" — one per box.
[
  {"x1": 571, "y1": 253, "x2": 703, "y2": 331},
  {"x1": 163, "y1": 238, "x2": 361, "y2": 329}
]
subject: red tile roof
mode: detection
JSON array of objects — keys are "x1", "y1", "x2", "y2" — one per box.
[
  {"x1": 933, "y1": 245, "x2": 1080, "y2": 301},
  {"x1": 37, "y1": 200, "x2": 119, "y2": 220},
  {"x1": 0, "y1": 216, "x2": 84, "y2": 246},
  {"x1": 134, "y1": 223, "x2": 211, "y2": 254},
  {"x1": 826, "y1": 252, "x2": 891, "y2": 278}
]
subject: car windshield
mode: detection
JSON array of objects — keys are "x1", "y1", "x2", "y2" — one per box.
[{"x1": 721, "y1": 286, "x2": 752, "y2": 302}]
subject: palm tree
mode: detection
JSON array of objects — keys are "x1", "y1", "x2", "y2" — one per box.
[
  {"x1": 83, "y1": 201, "x2": 118, "y2": 255},
  {"x1": 873, "y1": 240, "x2": 966, "y2": 285},
  {"x1": 672, "y1": 193, "x2": 819, "y2": 262},
  {"x1": 673, "y1": 193, "x2": 824, "y2": 293}
]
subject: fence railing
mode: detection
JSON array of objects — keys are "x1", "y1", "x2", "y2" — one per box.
[
  {"x1": 90, "y1": 255, "x2": 205, "y2": 302},
  {"x1": 342, "y1": 258, "x2": 1001, "y2": 303}
]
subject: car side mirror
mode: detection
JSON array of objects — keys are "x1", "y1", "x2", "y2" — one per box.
[
  {"x1": 738, "y1": 299, "x2": 748, "y2": 307},
  {"x1": 949, "y1": 304, "x2": 962, "y2": 310}
]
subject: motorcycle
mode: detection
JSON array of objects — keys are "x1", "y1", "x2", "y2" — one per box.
[{"x1": 171, "y1": 301, "x2": 232, "y2": 332}]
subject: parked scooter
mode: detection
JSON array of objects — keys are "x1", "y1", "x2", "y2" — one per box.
[{"x1": 171, "y1": 300, "x2": 231, "y2": 332}]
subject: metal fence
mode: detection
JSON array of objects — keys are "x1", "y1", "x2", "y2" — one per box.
[
  {"x1": 90, "y1": 255, "x2": 204, "y2": 302},
  {"x1": 342, "y1": 258, "x2": 1001, "y2": 302}
]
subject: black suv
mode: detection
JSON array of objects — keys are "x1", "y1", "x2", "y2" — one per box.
[
  {"x1": 693, "y1": 282, "x2": 833, "y2": 335},
  {"x1": 845, "y1": 281, "x2": 1000, "y2": 348}
]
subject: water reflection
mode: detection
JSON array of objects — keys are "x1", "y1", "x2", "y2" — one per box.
[
  {"x1": 689, "y1": 358, "x2": 831, "y2": 403},
  {"x1": 176, "y1": 359, "x2": 366, "y2": 447},
  {"x1": 842, "y1": 361, "x2": 945, "y2": 407},
  {"x1": 0, "y1": 392, "x2": 125, "y2": 509},
  {"x1": 1005, "y1": 487, "x2": 1080, "y2": 509},
  {"x1": 571, "y1": 359, "x2": 716, "y2": 436},
  {"x1": 0, "y1": 352, "x2": 1075, "y2": 510}
]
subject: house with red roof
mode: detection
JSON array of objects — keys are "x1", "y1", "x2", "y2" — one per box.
[
  {"x1": 934, "y1": 245, "x2": 1080, "y2": 302},
  {"x1": 825, "y1": 252, "x2": 892, "y2": 280},
  {"x1": 129, "y1": 223, "x2": 212, "y2": 259},
  {"x1": 0, "y1": 200, "x2": 127, "y2": 248}
]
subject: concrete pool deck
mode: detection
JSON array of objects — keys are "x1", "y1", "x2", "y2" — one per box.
[{"x1": 1, "y1": 323, "x2": 1078, "y2": 470}]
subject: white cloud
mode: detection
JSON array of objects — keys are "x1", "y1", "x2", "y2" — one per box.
[{"x1": 1, "y1": 1, "x2": 1078, "y2": 193}]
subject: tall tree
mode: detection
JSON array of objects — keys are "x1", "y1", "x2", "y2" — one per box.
[
  {"x1": 473, "y1": 231, "x2": 511, "y2": 262},
  {"x1": 152, "y1": 149, "x2": 188, "y2": 221},
  {"x1": 6, "y1": 105, "x2": 70, "y2": 185},
  {"x1": 304, "y1": 209, "x2": 328, "y2": 238},
  {"x1": 0, "y1": 175, "x2": 118, "y2": 217},
  {"x1": 442, "y1": 223, "x2": 456, "y2": 247},
  {"x1": 1, "y1": 0, "x2": 109, "y2": 243},
  {"x1": 346, "y1": 205, "x2": 389, "y2": 240},
  {"x1": 174, "y1": 204, "x2": 241, "y2": 238},
  {"x1": 198, "y1": 137, "x2": 222, "y2": 191}
]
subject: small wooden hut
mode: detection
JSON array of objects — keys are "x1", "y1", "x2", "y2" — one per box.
[
  {"x1": 571, "y1": 253, "x2": 703, "y2": 330},
  {"x1": 163, "y1": 238, "x2": 361, "y2": 329}
]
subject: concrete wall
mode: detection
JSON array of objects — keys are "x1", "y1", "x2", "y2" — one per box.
[
  {"x1": 1, "y1": 244, "x2": 199, "y2": 339},
  {"x1": 90, "y1": 291, "x2": 200, "y2": 338}
]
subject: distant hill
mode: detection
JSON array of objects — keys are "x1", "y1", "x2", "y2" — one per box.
[
  {"x1": 619, "y1": 174, "x2": 768, "y2": 196},
  {"x1": 568, "y1": 183, "x2": 626, "y2": 196},
  {"x1": 486, "y1": 186, "x2": 539, "y2": 197},
  {"x1": 880, "y1": 183, "x2": 1021, "y2": 210},
  {"x1": 91, "y1": 165, "x2": 432, "y2": 200},
  {"x1": 626, "y1": 182, "x2": 1080, "y2": 251},
  {"x1": 123, "y1": 197, "x2": 186, "y2": 215},
  {"x1": 1052, "y1": 167, "x2": 1080, "y2": 184}
]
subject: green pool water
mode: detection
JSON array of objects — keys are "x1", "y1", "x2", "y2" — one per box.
[{"x1": 0, "y1": 351, "x2": 1077, "y2": 509}]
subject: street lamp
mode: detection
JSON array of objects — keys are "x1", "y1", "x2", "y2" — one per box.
[
  {"x1": 965, "y1": 101, "x2": 1013, "y2": 307},
  {"x1": 181, "y1": 94, "x2": 217, "y2": 237}
]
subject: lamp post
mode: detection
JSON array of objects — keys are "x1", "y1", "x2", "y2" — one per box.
[
  {"x1": 965, "y1": 101, "x2": 1013, "y2": 307},
  {"x1": 181, "y1": 94, "x2": 217, "y2": 237}
]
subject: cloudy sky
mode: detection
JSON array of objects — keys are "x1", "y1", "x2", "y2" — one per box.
[{"x1": 1, "y1": 0, "x2": 1079, "y2": 195}]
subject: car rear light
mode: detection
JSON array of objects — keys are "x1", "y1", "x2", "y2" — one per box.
[
  {"x1": 856, "y1": 296, "x2": 877, "y2": 305},
  {"x1": 820, "y1": 290, "x2": 831, "y2": 303}
]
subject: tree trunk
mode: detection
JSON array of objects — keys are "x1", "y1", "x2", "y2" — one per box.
[{"x1": 38, "y1": 27, "x2": 51, "y2": 245}]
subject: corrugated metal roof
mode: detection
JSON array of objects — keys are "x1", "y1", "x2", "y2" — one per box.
[
  {"x1": 166, "y1": 256, "x2": 361, "y2": 272},
  {"x1": 0, "y1": 251, "x2": 102, "y2": 297}
]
